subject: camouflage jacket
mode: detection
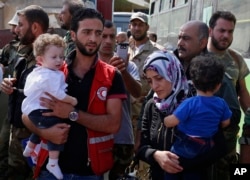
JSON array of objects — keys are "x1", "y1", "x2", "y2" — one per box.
[
  {"x1": 7, "y1": 43, "x2": 36, "y2": 128},
  {"x1": 0, "y1": 40, "x2": 20, "y2": 77},
  {"x1": 64, "y1": 31, "x2": 75, "y2": 60}
]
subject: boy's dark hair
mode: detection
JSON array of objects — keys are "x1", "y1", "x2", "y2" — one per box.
[
  {"x1": 189, "y1": 54, "x2": 224, "y2": 92},
  {"x1": 71, "y1": 7, "x2": 104, "y2": 32},
  {"x1": 209, "y1": 11, "x2": 236, "y2": 29}
]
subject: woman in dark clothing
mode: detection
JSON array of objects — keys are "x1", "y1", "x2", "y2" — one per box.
[
  {"x1": 137, "y1": 50, "x2": 188, "y2": 179},
  {"x1": 137, "y1": 51, "x2": 227, "y2": 179}
]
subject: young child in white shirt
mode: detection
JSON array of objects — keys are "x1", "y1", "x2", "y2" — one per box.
[{"x1": 22, "y1": 33, "x2": 77, "y2": 179}]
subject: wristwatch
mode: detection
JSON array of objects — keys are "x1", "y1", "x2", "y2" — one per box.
[{"x1": 69, "y1": 108, "x2": 79, "y2": 121}]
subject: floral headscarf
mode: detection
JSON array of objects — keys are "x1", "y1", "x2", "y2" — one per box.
[{"x1": 143, "y1": 50, "x2": 189, "y2": 115}]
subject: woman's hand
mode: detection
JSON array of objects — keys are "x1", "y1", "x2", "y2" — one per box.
[
  {"x1": 40, "y1": 92, "x2": 74, "y2": 119},
  {"x1": 153, "y1": 150, "x2": 183, "y2": 173}
]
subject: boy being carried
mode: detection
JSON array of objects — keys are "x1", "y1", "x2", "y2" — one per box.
[{"x1": 22, "y1": 33, "x2": 77, "y2": 179}]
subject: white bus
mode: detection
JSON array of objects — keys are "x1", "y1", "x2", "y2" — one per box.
[{"x1": 148, "y1": 0, "x2": 250, "y2": 58}]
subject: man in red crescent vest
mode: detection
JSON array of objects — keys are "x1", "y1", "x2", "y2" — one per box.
[{"x1": 22, "y1": 8, "x2": 127, "y2": 179}]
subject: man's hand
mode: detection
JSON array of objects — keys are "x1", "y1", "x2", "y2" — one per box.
[
  {"x1": 22, "y1": 114, "x2": 70, "y2": 145},
  {"x1": 109, "y1": 56, "x2": 127, "y2": 73},
  {"x1": 40, "y1": 123, "x2": 70, "y2": 144},
  {"x1": 40, "y1": 92, "x2": 74, "y2": 119},
  {"x1": 1, "y1": 77, "x2": 16, "y2": 95}
]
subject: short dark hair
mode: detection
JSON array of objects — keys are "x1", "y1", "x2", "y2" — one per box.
[
  {"x1": 18, "y1": 5, "x2": 49, "y2": 32},
  {"x1": 104, "y1": 19, "x2": 115, "y2": 29},
  {"x1": 189, "y1": 54, "x2": 224, "y2": 92},
  {"x1": 148, "y1": 32, "x2": 157, "y2": 42},
  {"x1": 126, "y1": 29, "x2": 131, "y2": 38},
  {"x1": 209, "y1": 11, "x2": 236, "y2": 29},
  {"x1": 71, "y1": 8, "x2": 104, "y2": 32}
]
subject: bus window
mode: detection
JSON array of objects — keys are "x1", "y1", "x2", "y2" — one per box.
[{"x1": 150, "y1": 1, "x2": 155, "y2": 15}]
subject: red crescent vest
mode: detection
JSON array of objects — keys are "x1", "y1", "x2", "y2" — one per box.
[{"x1": 33, "y1": 60, "x2": 116, "y2": 178}]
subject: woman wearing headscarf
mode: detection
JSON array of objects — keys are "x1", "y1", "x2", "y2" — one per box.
[
  {"x1": 137, "y1": 50, "x2": 188, "y2": 179},
  {"x1": 136, "y1": 51, "x2": 228, "y2": 180}
]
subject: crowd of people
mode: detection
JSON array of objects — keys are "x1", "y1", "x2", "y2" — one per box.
[{"x1": 0, "y1": 0, "x2": 250, "y2": 180}]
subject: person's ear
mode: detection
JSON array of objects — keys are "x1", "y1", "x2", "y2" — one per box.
[
  {"x1": 200, "y1": 38, "x2": 208, "y2": 50},
  {"x1": 70, "y1": 30, "x2": 76, "y2": 41},
  {"x1": 214, "y1": 83, "x2": 222, "y2": 93},
  {"x1": 36, "y1": 56, "x2": 43, "y2": 65},
  {"x1": 31, "y1": 22, "x2": 42, "y2": 36},
  {"x1": 31, "y1": 22, "x2": 38, "y2": 33}
]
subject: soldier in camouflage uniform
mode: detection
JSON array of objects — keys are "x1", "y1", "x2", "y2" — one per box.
[
  {"x1": 0, "y1": 12, "x2": 19, "y2": 179},
  {"x1": 0, "y1": 5, "x2": 49, "y2": 179},
  {"x1": 207, "y1": 11, "x2": 250, "y2": 180},
  {"x1": 58, "y1": 0, "x2": 84, "y2": 59}
]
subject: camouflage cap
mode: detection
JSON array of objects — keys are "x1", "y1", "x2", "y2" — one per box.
[{"x1": 130, "y1": 12, "x2": 148, "y2": 24}]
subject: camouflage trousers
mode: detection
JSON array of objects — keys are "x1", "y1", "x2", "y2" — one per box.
[
  {"x1": 0, "y1": 93, "x2": 9, "y2": 179},
  {"x1": 6, "y1": 125, "x2": 33, "y2": 180},
  {"x1": 0, "y1": 93, "x2": 8, "y2": 128},
  {"x1": 0, "y1": 116, "x2": 10, "y2": 179},
  {"x1": 205, "y1": 125, "x2": 240, "y2": 180}
]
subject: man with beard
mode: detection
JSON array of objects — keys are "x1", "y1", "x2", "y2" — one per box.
[
  {"x1": 22, "y1": 8, "x2": 127, "y2": 179},
  {"x1": 0, "y1": 5, "x2": 49, "y2": 179},
  {"x1": 207, "y1": 11, "x2": 250, "y2": 180},
  {"x1": 59, "y1": 0, "x2": 84, "y2": 58},
  {"x1": 175, "y1": 20, "x2": 208, "y2": 75}
]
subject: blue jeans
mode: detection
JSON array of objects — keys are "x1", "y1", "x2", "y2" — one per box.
[
  {"x1": 37, "y1": 170, "x2": 104, "y2": 180},
  {"x1": 29, "y1": 109, "x2": 64, "y2": 151},
  {"x1": 171, "y1": 130, "x2": 214, "y2": 159}
]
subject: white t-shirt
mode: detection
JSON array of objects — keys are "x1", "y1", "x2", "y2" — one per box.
[{"x1": 22, "y1": 66, "x2": 68, "y2": 115}]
